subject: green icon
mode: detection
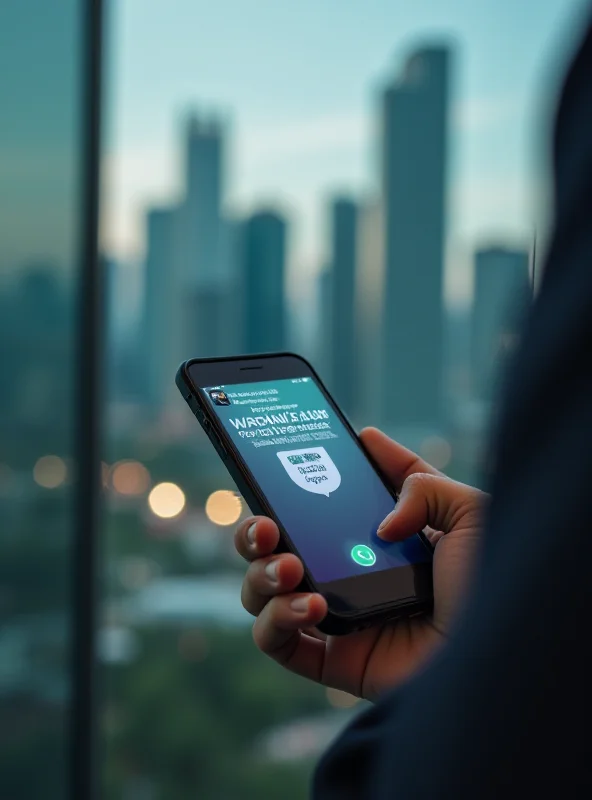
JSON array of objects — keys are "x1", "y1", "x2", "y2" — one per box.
[{"x1": 351, "y1": 544, "x2": 376, "y2": 567}]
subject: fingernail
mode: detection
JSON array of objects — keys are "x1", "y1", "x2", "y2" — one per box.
[
  {"x1": 378, "y1": 511, "x2": 395, "y2": 532},
  {"x1": 247, "y1": 522, "x2": 257, "y2": 546},
  {"x1": 265, "y1": 560, "x2": 279, "y2": 583},
  {"x1": 290, "y1": 596, "x2": 310, "y2": 613}
]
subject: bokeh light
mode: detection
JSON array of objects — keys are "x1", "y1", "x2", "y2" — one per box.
[
  {"x1": 325, "y1": 687, "x2": 359, "y2": 709},
  {"x1": 205, "y1": 490, "x2": 242, "y2": 526},
  {"x1": 148, "y1": 481, "x2": 186, "y2": 518},
  {"x1": 419, "y1": 435, "x2": 452, "y2": 470},
  {"x1": 33, "y1": 455, "x2": 68, "y2": 489},
  {"x1": 111, "y1": 459, "x2": 150, "y2": 496}
]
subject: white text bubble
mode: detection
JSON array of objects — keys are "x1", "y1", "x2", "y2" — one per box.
[{"x1": 276, "y1": 446, "x2": 341, "y2": 497}]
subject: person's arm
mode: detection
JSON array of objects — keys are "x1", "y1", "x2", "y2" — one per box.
[{"x1": 313, "y1": 17, "x2": 592, "y2": 799}]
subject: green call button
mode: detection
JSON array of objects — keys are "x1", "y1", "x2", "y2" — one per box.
[{"x1": 350, "y1": 544, "x2": 377, "y2": 567}]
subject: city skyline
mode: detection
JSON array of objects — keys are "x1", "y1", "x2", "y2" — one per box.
[
  {"x1": 135, "y1": 36, "x2": 532, "y2": 436},
  {"x1": 1, "y1": 7, "x2": 584, "y2": 799},
  {"x1": 115, "y1": 27, "x2": 541, "y2": 395},
  {"x1": 101, "y1": 0, "x2": 578, "y2": 316},
  {"x1": 0, "y1": 26, "x2": 535, "y2": 437}
]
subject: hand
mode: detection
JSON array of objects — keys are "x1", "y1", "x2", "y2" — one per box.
[{"x1": 234, "y1": 428, "x2": 487, "y2": 701}]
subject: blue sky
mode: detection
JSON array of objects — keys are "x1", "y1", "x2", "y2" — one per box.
[{"x1": 102, "y1": 0, "x2": 587, "y2": 305}]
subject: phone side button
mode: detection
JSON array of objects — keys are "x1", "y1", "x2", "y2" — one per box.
[{"x1": 185, "y1": 393, "x2": 202, "y2": 419}]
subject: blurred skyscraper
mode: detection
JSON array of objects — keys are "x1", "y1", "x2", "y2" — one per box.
[
  {"x1": 142, "y1": 207, "x2": 179, "y2": 410},
  {"x1": 242, "y1": 210, "x2": 288, "y2": 353},
  {"x1": 381, "y1": 45, "x2": 451, "y2": 430},
  {"x1": 316, "y1": 267, "x2": 331, "y2": 377},
  {"x1": 140, "y1": 113, "x2": 241, "y2": 414},
  {"x1": 0, "y1": 266, "x2": 70, "y2": 429},
  {"x1": 354, "y1": 200, "x2": 385, "y2": 423},
  {"x1": 184, "y1": 116, "x2": 224, "y2": 285},
  {"x1": 320, "y1": 197, "x2": 358, "y2": 418},
  {"x1": 471, "y1": 246, "x2": 530, "y2": 402},
  {"x1": 104, "y1": 256, "x2": 144, "y2": 403},
  {"x1": 179, "y1": 115, "x2": 235, "y2": 358}
]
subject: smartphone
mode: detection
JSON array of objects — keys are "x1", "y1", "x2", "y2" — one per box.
[{"x1": 176, "y1": 352, "x2": 433, "y2": 635}]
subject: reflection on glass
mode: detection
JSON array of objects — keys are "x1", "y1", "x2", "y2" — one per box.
[{"x1": 0, "y1": 1, "x2": 82, "y2": 796}]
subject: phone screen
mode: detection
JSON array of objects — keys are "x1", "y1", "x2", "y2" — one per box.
[{"x1": 204, "y1": 376, "x2": 430, "y2": 584}]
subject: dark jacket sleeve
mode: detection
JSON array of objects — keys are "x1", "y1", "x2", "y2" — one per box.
[{"x1": 313, "y1": 16, "x2": 592, "y2": 800}]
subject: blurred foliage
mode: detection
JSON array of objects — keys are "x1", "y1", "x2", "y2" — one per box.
[{"x1": 102, "y1": 626, "x2": 327, "y2": 800}]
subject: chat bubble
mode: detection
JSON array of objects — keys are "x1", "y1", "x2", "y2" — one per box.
[{"x1": 277, "y1": 446, "x2": 341, "y2": 497}]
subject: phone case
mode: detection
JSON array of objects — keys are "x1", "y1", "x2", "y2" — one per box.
[{"x1": 176, "y1": 355, "x2": 432, "y2": 635}]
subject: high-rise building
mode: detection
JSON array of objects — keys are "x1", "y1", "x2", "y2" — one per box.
[
  {"x1": 242, "y1": 210, "x2": 288, "y2": 353},
  {"x1": 0, "y1": 266, "x2": 69, "y2": 427},
  {"x1": 316, "y1": 267, "x2": 331, "y2": 378},
  {"x1": 183, "y1": 115, "x2": 224, "y2": 287},
  {"x1": 321, "y1": 197, "x2": 358, "y2": 418},
  {"x1": 104, "y1": 256, "x2": 145, "y2": 402},
  {"x1": 471, "y1": 246, "x2": 531, "y2": 402},
  {"x1": 354, "y1": 200, "x2": 385, "y2": 424},
  {"x1": 381, "y1": 45, "x2": 451, "y2": 429},
  {"x1": 143, "y1": 206, "x2": 180, "y2": 410},
  {"x1": 139, "y1": 114, "x2": 238, "y2": 415},
  {"x1": 178, "y1": 114, "x2": 235, "y2": 358}
]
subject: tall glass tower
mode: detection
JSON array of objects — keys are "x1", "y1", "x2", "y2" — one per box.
[{"x1": 381, "y1": 45, "x2": 451, "y2": 430}]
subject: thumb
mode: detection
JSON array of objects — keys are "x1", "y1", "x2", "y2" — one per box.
[
  {"x1": 377, "y1": 472, "x2": 467, "y2": 542},
  {"x1": 359, "y1": 427, "x2": 439, "y2": 491}
]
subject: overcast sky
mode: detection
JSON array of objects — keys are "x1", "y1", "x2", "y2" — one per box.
[{"x1": 101, "y1": 0, "x2": 587, "y2": 306}]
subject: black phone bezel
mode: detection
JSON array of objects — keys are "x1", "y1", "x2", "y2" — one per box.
[{"x1": 177, "y1": 352, "x2": 433, "y2": 632}]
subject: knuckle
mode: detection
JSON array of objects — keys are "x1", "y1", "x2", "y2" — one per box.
[
  {"x1": 248, "y1": 562, "x2": 266, "y2": 590},
  {"x1": 252, "y1": 613, "x2": 274, "y2": 653},
  {"x1": 264, "y1": 596, "x2": 290, "y2": 630},
  {"x1": 241, "y1": 570, "x2": 263, "y2": 612},
  {"x1": 264, "y1": 595, "x2": 280, "y2": 624},
  {"x1": 251, "y1": 619, "x2": 265, "y2": 650},
  {"x1": 404, "y1": 471, "x2": 434, "y2": 492}
]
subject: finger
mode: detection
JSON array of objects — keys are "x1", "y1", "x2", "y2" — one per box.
[
  {"x1": 303, "y1": 628, "x2": 327, "y2": 642},
  {"x1": 423, "y1": 526, "x2": 445, "y2": 547},
  {"x1": 252, "y1": 593, "x2": 328, "y2": 682},
  {"x1": 241, "y1": 553, "x2": 304, "y2": 616},
  {"x1": 359, "y1": 427, "x2": 440, "y2": 492},
  {"x1": 377, "y1": 472, "x2": 468, "y2": 542},
  {"x1": 234, "y1": 516, "x2": 279, "y2": 562}
]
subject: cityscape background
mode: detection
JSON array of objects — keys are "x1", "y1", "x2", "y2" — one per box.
[
  {"x1": 0, "y1": 1, "x2": 586, "y2": 798},
  {"x1": 105, "y1": 35, "x2": 537, "y2": 472}
]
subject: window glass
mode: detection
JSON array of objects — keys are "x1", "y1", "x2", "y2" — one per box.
[
  {"x1": 101, "y1": 2, "x2": 582, "y2": 797},
  {"x1": 0, "y1": 1, "x2": 83, "y2": 796}
]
